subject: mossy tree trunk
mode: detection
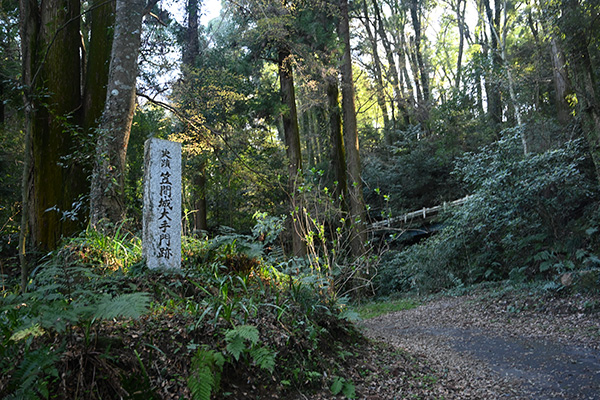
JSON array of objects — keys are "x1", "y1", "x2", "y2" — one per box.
[
  {"x1": 326, "y1": 75, "x2": 348, "y2": 214},
  {"x1": 19, "y1": 0, "x2": 86, "y2": 252},
  {"x1": 338, "y1": 0, "x2": 367, "y2": 258},
  {"x1": 19, "y1": 0, "x2": 116, "y2": 289},
  {"x1": 90, "y1": 0, "x2": 152, "y2": 227},
  {"x1": 278, "y1": 47, "x2": 307, "y2": 257}
]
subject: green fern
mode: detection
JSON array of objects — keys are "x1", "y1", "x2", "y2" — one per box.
[
  {"x1": 5, "y1": 346, "x2": 59, "y2": 400},
  {"x1": 92, "y1": 292, "x2": 151, "y2": 320},
  {"x1": 249, "y1": 346, "x2": 277, "y2": 373},
  {"x1": 187, "y1": 348, "x2": 225, "y2": 400},
  {"x1": 224, "y1": 325, "x2": 259, "y2": 361}
]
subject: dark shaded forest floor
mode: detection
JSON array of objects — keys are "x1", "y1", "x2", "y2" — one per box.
[{"x1": 291, "y1": 286, "x2": 600, "y2": 399}]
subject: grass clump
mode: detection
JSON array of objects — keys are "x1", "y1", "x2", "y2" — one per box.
[{"x1": 353, "y1": 298, "x2": 419, "y2": 320}]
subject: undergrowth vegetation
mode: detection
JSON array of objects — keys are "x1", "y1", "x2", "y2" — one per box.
[
  {"x1": 0, "y1": 221, "x2": 363, "y2": 399},
  {"x1": 375, "y1": 129, "x2": 600, "y2": 296}
]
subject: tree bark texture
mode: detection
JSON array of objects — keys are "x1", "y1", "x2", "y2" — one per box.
[
  {"x1": 339, "y1": 0, "x2": 367, "y2": 257},
  {"x1": 373, "y1": 0, "x2": 409, "y2": 129},
  {"x1": 326, "y1": 75, "x2": 348, "y2": 213},
  {"x1": 183, "y1": 0, "x2": 208, "y2": 232},
  {"x1": 19, "y1": 0, "x2": 88, "y2": 253},
  {"x1": 90, "y1": 0, "x2": 145, "y2": 227},
  {"x1": 410, "y1": 0, "x2": 430, "y2": 105},
  {"x1": 83, "y1": 0, "x2": 116, "y2": 133},
  {"x1": 362, "y1": 0, "x2": 391, "y2": 142},
  {"x1": 549, "y1": 37, "x2": 572, "y2": 125},
  {"x1": 454, "y1": 0, "x2": 466, "y2": 91},
  {"x1": 559, "y1": 0, "x2": 600, "y2": 181},
  {"x1": 482, "y1": 0, "x2": 503, "y2": 127},
  {"x1": 278, "y1": 48, "x2": 307, "y2": 257}
]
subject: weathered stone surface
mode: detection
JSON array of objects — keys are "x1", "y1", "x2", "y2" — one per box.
[{"x1": 143, "y1": 138, "x2": 181, "y2": 269}]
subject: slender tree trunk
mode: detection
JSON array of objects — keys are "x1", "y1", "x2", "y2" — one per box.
[
  {"x1": 278, "y1": 48, "x2": 306, "y2": 257},
  {"x1": 482, "y1": 0, "x2": 503, "y2": 127},
  {"x1": 487, "y1": 0, "x2": 526, "y2": 153},
  {"x1": 183, "y1": 0, "x2": 208, "y2": 232},
  {"x1": 362, "y1": 0, "x2": 391, "y2": 142},
  {"x1": 0, "y1": 79, "x2": 4, "y2": 125},
  {"x1": 193, "y1": 161, "x2": 208, "y2": 232},
  {"x1": 326, "y1": 75, "x2": 348, "y2": 213},
  {"x1": 454, "y1": 0, "x2": 466, "y2": 90},
  {"x1": 373, "y1": 0, "x2": 407, "y2": 129},
  {"x1": 339, "y1": 0, "x2": 367, "y2": 258},
  {"x1": 410, "y1": 0, "x2": 429, "y2": 106},
  {"x1": 90, "y1": 0, "x2": 146, "y2": 226}
]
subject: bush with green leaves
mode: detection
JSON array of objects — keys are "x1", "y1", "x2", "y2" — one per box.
[
  {"x1": 1, "y1": 217, "x2": 362, "y2": 399},
  {"x1": 377, "y1": 128, "x2": 599, "y2": 294},
  {"x1": 0, "y1": 230, "x2": 151, "y2": 399},
  {"x1": 363, "y1": 124, "x2": 464, "y2": 219}
]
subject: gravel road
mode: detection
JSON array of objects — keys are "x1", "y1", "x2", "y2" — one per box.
[{"x1": 360, "y1": 294, "x2": 600, "y2": 399}]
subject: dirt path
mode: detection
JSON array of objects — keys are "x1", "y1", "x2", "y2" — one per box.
[{"x1": 360, "y1": 294, "x2": 600, "y2": 399}]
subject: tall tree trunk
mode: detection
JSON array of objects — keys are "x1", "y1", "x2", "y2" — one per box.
[
  {"x1": 410, "y1": 0, "x2": 429, "y2": 105},
  {"x1": 19, "y1": 0, "x2": 86, "y2": 253},
  {"x1": 373, "y1": 0, "x2": 408, "y2": 129},
  {"x1": 566, "y1": 14, "x2": 600, "y2": 180},
  {"x1": 183, "y1": 0, "x2": 208, "y2": 232},
  {"x1": 326, "y1": 75, "x2": 348, "y2": 213},
  {"x1": 339, "y1": 0, "x2": 367, "y2": 258},
  {"x1": 83, "y1": 0, "x2": 115, "y2": 133},
  {"x1": 482, "y1": 0, "x2": 503, "y2": 127},
  {"x1": 454, "y1": 0, "x2": 466, "y2": 91},
  {"x1": 90, "y1": 0, "x2": 146, "y2": 226},
  {"x1": 278, "y1": 48, "x2": 306, "y2": 257},
  {"x1": 548, "y1": 37, "x2": 572, "y2": 125},
  {"x1": 362, "y1": 0, "x2": 391, "y2": 142}
]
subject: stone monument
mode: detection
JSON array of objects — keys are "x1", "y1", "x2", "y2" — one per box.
[{"x1": 143, "y1": 138, "x2": 182, "y2": 269}]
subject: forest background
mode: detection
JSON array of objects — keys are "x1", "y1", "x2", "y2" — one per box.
[{"x1": 1, "y1": 0, "x2": 600, "y2": 398}]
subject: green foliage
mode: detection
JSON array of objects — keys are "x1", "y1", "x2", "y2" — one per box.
[
  {"x1": 378, "y1": 129, "x2": 598, "y2": 294},
  {"x1": 363, "y1": 125, "x2": 464, "y2": 217},
  {"x1": 330, "y1": 376, "x2": 356, "y2": 398},
  {"x1": 0, "y1": 230, "x2": 151, "y2": 399},
  {"x1": 3, "y1": 346, "x2": 60, "y2": 400},
  {"x1": 225, "y1": 324, "x2": 260, "y2": 361},
  {"x1": 224, "y1": 324, "x2": 277, "y2": 372},
  {"x1": 187, "y1": 348, "x2": 225, "y2": 400}
]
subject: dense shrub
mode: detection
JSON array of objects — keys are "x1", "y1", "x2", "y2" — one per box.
[
  {"x1": 363, "y1": 125, "x2": 464, "y2": 219},
  {"x1": 376, "y1": 128, "x2": 599, "y2": 295}
]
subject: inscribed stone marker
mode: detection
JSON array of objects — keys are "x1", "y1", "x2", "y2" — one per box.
[{"x1": 143, "y1": 138, "x2": 182, "y2": 269}]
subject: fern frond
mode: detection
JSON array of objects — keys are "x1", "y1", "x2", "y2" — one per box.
[
  {"x1": 7, "y1": 346, "x2": 59, "y2": 399},
  {"x1": 188, "y1": 348, "x2": 224, "y2": 400},
  {"x1": 225, "y1": 325, "x2": 259, "y2": 345},
  {"x1": 224, "y1": 325, "x2": 259, "y2": 361},
  {"x1": 93, "y1": 292, "x2": 150, "y2": 320},
  {"x1": 225, "y1": 335, "x2": 244, "y2": 361},
  {"x1": 250, "y1": 346, "x2": 277, "y2": 373}
]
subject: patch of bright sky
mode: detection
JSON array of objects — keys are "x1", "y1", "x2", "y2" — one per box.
[
  {"x1": 167, "y1": 0, "x2": 222, "y2": 26},
  {"x1": 200, "y1": 0, "x2": 223, "y2": 26}
]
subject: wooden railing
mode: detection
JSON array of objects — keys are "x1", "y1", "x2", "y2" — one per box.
[{"x1": 370, "y1": 196, "x2": 471, "y2": 230}]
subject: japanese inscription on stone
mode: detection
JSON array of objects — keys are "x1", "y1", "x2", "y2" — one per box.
[{"x1": 143, "y1": 138, "x2": 181, "y2": 269}]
